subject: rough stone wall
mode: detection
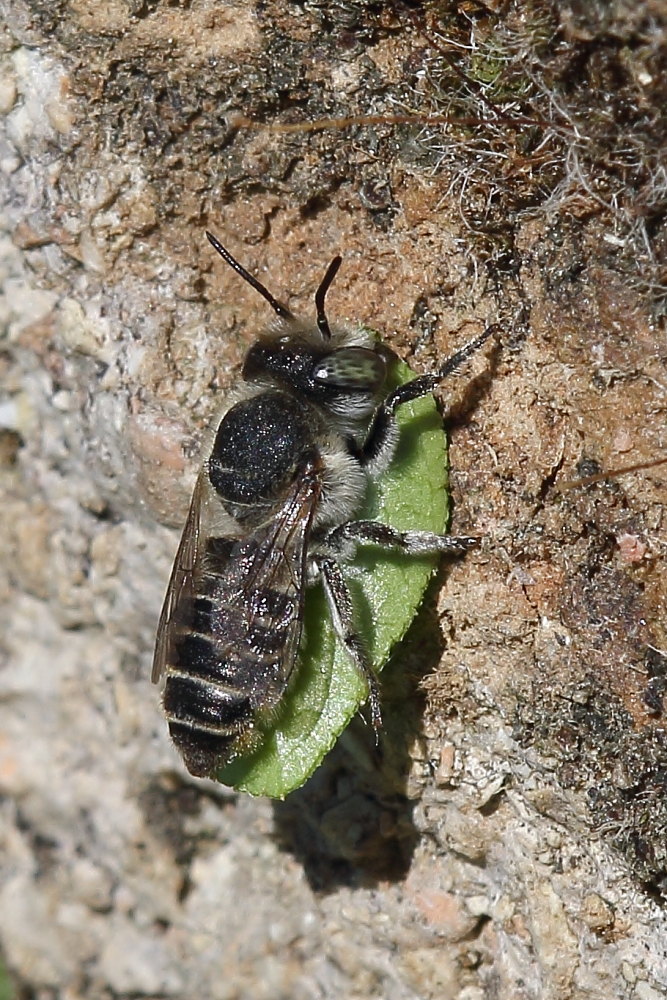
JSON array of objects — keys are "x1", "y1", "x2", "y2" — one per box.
[{"x1": 1, "y1": 2, "x2": 666, "y2": 998}]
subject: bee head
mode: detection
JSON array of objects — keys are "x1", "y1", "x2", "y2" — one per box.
[
  {"x1": 206, "y1": 231, "x2": 391, "y2": 421},
  {"x1": 243, "y1": 333, "x2": 388, "y2": 419}
]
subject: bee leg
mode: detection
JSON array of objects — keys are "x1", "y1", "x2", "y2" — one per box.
[
  {"x1": 323, "y1": 520, "x2": 479, "y2": 560},
  {"x1": 358, "y1": 325, "x2": 497, "y2": 472},
  {"x1": 316, "y1": 556, "x2": 382, "y2": 734}
]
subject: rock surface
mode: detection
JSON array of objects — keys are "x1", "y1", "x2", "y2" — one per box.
[{"x1": 1, "y1": 2, "x2": 666, "y2": 997}]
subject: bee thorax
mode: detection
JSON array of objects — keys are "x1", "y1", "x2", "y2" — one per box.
[{"x1": 208, "y1": 390, "x2": 314, "y2": 517}]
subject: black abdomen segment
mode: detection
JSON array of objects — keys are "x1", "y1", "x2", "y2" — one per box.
[
  {"x1": 163, "y1": 636, "x2": 273, "y2": 778},
  {"x1": 166, "y1": 723, "x2": 237, "y2": 777},
  {"x1": 163, "y1": 674, "x2": 253, "y2": 730},
  {"x1": 162, "y1": 549, "x2": 297, "y2": 778},
  {"x1": 163, "y1": 672, "x2": 253, "y2": 778}
]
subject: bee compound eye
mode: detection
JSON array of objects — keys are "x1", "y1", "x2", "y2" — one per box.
[{"x1": 313, "y1": 347, "x2": 386, "y2": 390}]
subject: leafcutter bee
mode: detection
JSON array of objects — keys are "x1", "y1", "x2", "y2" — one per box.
[{"x1": 153, "y1": 232, "x2": 494, "y2": 782}]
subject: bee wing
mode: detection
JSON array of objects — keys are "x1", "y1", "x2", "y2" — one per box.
[
  {"x1": 152, "y1": 470, "x2": 207, "y2": 684},
  {"x1": 154, "y1": 456, "x2": 322, "y2": 702},
  {"x1": 236, "y1": 461, "x2": 322, "y2": 688}
]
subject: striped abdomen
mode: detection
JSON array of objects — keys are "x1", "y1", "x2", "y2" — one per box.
[{"x1": 162, "y1": 535, "x2": 303, "y2": 778}]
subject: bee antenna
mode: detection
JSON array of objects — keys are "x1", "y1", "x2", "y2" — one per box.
[
  {"x1": 205, "y1": 231, "x2": 293, "y2": 321},
  {"x1": 315, "y1": 256, "x2": 342, "y2": 340}
]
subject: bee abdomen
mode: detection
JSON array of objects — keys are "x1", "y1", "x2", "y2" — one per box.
[
  {"x1": 166, "y1": 723, "x2": 238, "y2": 779},
  {"x1": 162, "y1": 673, "x2": 254, "y2": 779},
  {"x1": 174, "y1": 628, "x2": 284, "y2": 683},
  {"x1": 161, "y1": 576, "x2": 295, "y2": 777},
  {"x1": 163, "y1": 673, "x2": 253, "y2": 731}
]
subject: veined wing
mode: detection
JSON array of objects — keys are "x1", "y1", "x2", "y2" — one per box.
[
  {"x1": 159, "y1": 455, "x2": 323, "y2": 777},
  {"x1": 198, "y1": 456, "x2": 323, "y2": 703},
  {"x1": 152, "y1": 470, "x2": 207, "y2": 684}
]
